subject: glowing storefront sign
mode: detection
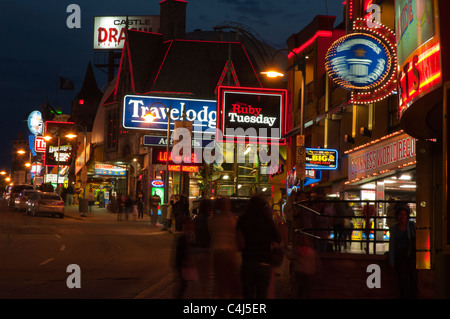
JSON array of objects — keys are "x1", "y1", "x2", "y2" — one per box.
[
  {"x1": 305, "y1": 148, "x2": 338, "y2": 170},
  {"x1": 168, "y1": 165, "x2": 199, "y2": 172},
  {"x1": 93, "y1": 16, "x2": 160, "y2": 50},
  {"x1": 326, "y1": 33, "x2": 390, "y2": 90},
  {"x1": 44, "y1": 121, "x2": 75, "y2": 167},
  {"x1": 325, "y1": 19, "x2": 397, "y2": 104},
  {"x1": 151, "y1": 180, "x2": 164, "y2": 187},
  {"x1": 35, "y1": 136, "x2": 46, "y2": 153},
  {"x1": 395, "y1": 0, "x2": 441, "y2": 114},
  {"x1": 217, "y1": 86, "x2": 287, "y2": 143},
  {"x1": 346, "y1": 132, "x2": 416, "y2": 183},
  {"x1": 94, "y1": 163, "x2": 127, "y2": 176},
  {"x1": 27, "y1": 110, "x2": 43, "y2": 135}
]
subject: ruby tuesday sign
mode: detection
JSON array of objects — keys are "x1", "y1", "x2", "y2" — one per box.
[{"x1": 217, "y1": 86, "x2": 286, "y2": 143}]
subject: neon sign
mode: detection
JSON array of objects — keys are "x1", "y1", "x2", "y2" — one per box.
[
  {"x1": 325, "y1": 19, "x2": 397, "y2": 104},
  {"x1": 156, "y1": 151, "x2": 198, "y2": 164},
  {"x1": 398, "y1": 42, "x2": 441, "y2": 113},
  {"x1": 44, "y1": 121, "x2": 76, "y2": 167},
  {"x1": 151, "y1": 180, "x2": 164, "y2": 187},
  {"x1": 168, "y1": 165, "x2": 199, "y2": 172},
  {"x1": 326, "y1": 33, "x2": 390, "y2": 89},
  {"x1": 217, "y1": 86, "x2": 287, "y2": 143},
  {"x1": 94, "y1": 163, "x2": 127, "y2": 176},
  {"x1": 305, "y1": 148, "x2": 338, "y2": 170},
  {"x1": 395, "y1": 0, "x2": 441, "y2": 113},
  {"x1": 27, "y1": 111, "x2": 43, "y2": 135},
  {"x1": 123, "y1": 95, "x2": 216, "y2": 134}
]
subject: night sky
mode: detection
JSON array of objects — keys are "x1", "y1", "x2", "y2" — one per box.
[{"x1": 0, "y1": 0, "x2": 344, "y2": 170}]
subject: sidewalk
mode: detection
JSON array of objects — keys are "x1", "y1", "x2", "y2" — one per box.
[
  {"x1": 63, "y1": 204, "x2": 161, "y2": 226},
  {"x1": 63, "y1": 204, "x2": 112, "y2": 220}
]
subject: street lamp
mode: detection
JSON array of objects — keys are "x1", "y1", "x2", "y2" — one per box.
[
  {"x1": 261, "y1": 49, "x2": 308, "y2": 189},
  {"x1": 43, "y1": 134, "x2": 62, "y2": 187},
  {"x1": 17, "y1": 149, "x2": 33, "y2": 184}
]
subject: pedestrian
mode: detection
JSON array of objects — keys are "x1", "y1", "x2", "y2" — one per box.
[
  {"x1": 116, "y1": 193, "x2": 123, "y2": 221},
  {"x1": 137, "y1": 192, "x2": 144, "y2": 219},
  {"x1": 289, "y1": 234, "x2": 318, "y2": 298},
  {"x1": 162, "y1": 196, "x2": 176, "y2": 231},
  {"x1": 150, "y1": 193, "x2": 161, "y2": 225},
  {"x1": 283, "y1": 189, "x2": 296, "y2": 245},
  {"x1": 65, "y1": 185, "x2": 74, "y2": 206},
  {"x1": 236, "y1": 195, "x2": 281, "y2": 299},
  {"x1": 208, "y1": 196, "x2": 241, "y2": 298},
  {"x1": 389, "y1": 205, "x2": 417, "y2": 299},
  {"x1": 125, "y1": 195, "x2": 133, "y2": 221},
  {"x1": 173, "y1": 195, "x2": 189, "y2": 232},
  {"x1": 173, "y1": 218, "x2": 197, "y2": 299},
  {"x1": 132, "y1": 199, "x2": 138, "y2": 221},
  {"x1": 191, "y1": 198, "x2": 213, "y2": 298}
]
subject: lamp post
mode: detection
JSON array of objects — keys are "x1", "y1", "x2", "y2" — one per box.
[
  {"x1": 66, "y1": 124, "x2": 88, "y2": 216},
  {"x1": 261, "y1": 49, "x2": 308, "y2": 189},
  {"x1": 43, "y1": 134, "x2": 62, "y2": 188},
  {"x1": 165, "y1": 105, "x2": 171, "y2": 205},
  {"x1": 143, "y1": 105, "x2": 172, "y2": 206}
]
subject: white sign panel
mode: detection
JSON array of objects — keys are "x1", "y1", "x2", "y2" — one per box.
[{"x1": 93, "y1": 16, "x2": 160, "y2": 50}]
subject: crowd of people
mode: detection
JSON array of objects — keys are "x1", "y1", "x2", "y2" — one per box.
[
  {"x1": 172, "y1": 194, "x2": 285, "y2": 299},
  {"x1": 111, "y1": 187, "x2": 417, "y2": 299}
]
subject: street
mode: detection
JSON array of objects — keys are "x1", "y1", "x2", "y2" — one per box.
[{"x1": 0, "y1": 205, "x2": 177, "y2": 299}]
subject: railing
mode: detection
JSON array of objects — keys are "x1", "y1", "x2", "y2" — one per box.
[{"x1": 284, "y1": 199, "x2": 416, "y2": 255}]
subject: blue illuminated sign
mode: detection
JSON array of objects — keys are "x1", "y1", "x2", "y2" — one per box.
[
  {"x1": 27, "y1": 110, "x2": 43, "y2": 135},
  {"x1": 305, "y1": 148, "x2": 338, "y2": 170},
  {"x1": 123, "y1": 95, "x2": 216, "y2": 134},
  {"x1": 326, "y1": 33, "x2": 391, "y2": 90}
]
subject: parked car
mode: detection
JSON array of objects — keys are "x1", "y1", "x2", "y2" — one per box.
[
  {"x1": 26, "y1": 191, "x2": 65, "y2": 218},
  {"x1": 6, "y1": 184, "x2": 34, "y2": 208},
  {"x1": 14, "y1": 189, "x2": 39, "y2": 211}
]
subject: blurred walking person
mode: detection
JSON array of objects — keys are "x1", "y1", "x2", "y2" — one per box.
[
  {"x1": 116, "y1": 193, "x2": 124, "y2": 221},
  {"x1": 236, "y1": 195, "x2": 281, "y2": 299},
  {"x1": 289, "y1": 235, "x2": 318, "y2": 298},
  {"x1": 173, "y1": 218, "x2": 197, "y2": 299},
  {"x1": 389, "y1": 205, "x2": 417, "y2": 299},
  {"x1": 174, "y1": 195, "x2": 189, "y2": 232},
  {"x1": 208, "y1": 196, "x2": 241, "y2": 298},
  {"x1": 191, "y1": 198, "x2": 213, "y2": 298},
  {"x1": 150, "y1": 193, "x2": 161, "y2": 225}
]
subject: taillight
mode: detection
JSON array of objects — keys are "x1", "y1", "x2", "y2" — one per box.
[{"x1": 57, "y1": 202, "x2": 64, "y2": 206}]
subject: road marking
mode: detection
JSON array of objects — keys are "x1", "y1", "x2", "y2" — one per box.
[
  {"x1": 60, "y1": 244, "x2": 66, "y2": 251},
  {"x1": 54, "y1": 234, "x2": 62, "y2": 240},
  {"x1": 39, "y1": 257, "x2": 55, "y2": 266}
]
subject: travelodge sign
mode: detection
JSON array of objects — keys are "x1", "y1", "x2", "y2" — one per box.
[{"x1": 123, "y1": 95, "x2": 216, "y2": 135}]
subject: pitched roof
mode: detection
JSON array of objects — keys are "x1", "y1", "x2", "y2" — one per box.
[{"x1": 105, "y1": 30, "x2": 262, "y2": 104}]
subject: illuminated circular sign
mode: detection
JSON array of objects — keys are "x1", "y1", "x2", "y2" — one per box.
[
  {"x1": 151, "y1": 180, "x2": 164, "y2": 188},
  {"x1": 326, "y1": 33, "x2": 391, "y2": 90},
  {"x1": 27, "y1": 110, "x2": 43, "y2": 135}
]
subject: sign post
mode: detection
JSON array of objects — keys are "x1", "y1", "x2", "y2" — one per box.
[{"x1": 296, "y1": 135, "x2": 306, "y2": 180}]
